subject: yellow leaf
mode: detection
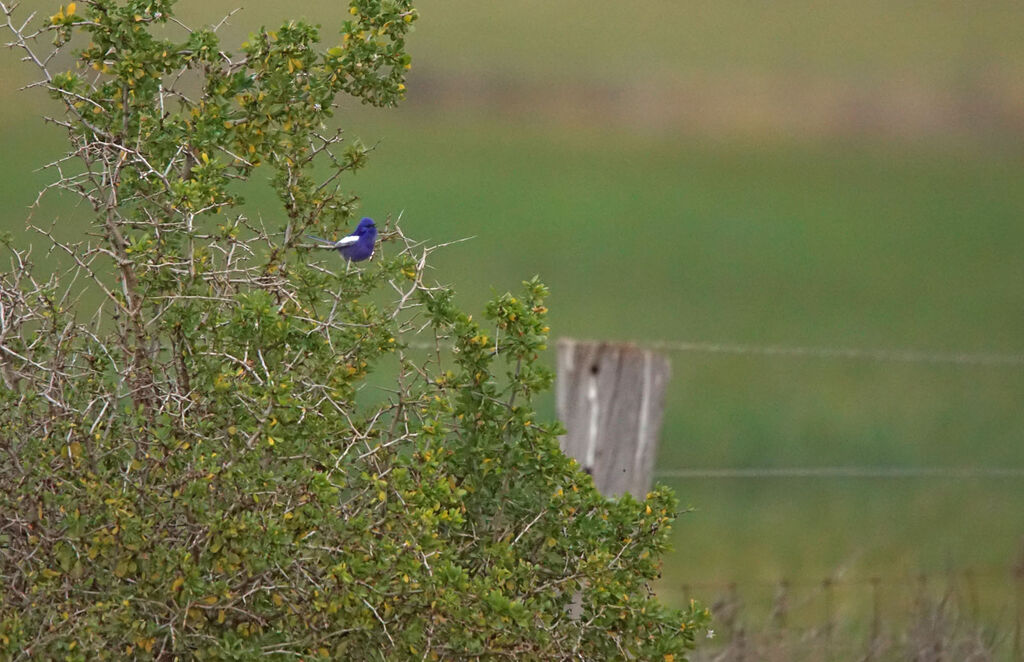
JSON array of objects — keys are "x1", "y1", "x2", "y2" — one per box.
[
  {"x1": 171, "y1": 576, "x2": 184, "y2": 592},
  {"x1": 664, "y1": 655, "x2": 675, "y2": 662}
]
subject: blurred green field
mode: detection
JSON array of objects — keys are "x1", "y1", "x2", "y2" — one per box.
[
  {"x1": 7, "y1": 0, "x2": 1022, "y2": 96},
  {"x1": 405, "y1": 0, "x2": 1024, "y2": 87},
  {"x1": 3, "y1": 0, "x2": 1024, "y2": 636},
  {"x1": 14, "y1": 0, "x2": 1022, "y2": 81}
]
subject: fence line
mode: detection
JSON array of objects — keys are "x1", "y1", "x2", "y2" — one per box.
[
  {"x1": 405, "y1": 337, "x2": 1024, "y2": 368},
  {"x1": 676, "y1": 567, "x2": 1023, "y2": 591},
  {"x1": 680, "y1": 565, "x2": 1024, "y2": 662},
  {"x1": 654, "y1": 466, "x2": 1024, "y2": 479},
  {"x1": 639, "y1": 339, "x2": 1024, "y2": 367},
  {"x1": 402, "y1": 336, "x2": 1024, "y2": 481}
]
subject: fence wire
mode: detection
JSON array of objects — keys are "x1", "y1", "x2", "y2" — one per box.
[
  {"x1": 654, "y1": 466, "x2": 1024, "y2": 479},
  {"x1": 406, "y1": 337, "x2": 1024, "y2": 368},
  {"x1": 641, "y1": 339, "x2": 1024, "y2": 368}
]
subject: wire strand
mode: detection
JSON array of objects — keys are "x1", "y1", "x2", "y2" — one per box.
[
  {"x1": 654, "y1": 466, "x2": 1024, "y2": 479},
  {"x1": 643, "y1": 340, "x2": 1024, "y2": 367},
  {"x1": 404, "y1": 338, "x2": 1024, "y2": 368}
]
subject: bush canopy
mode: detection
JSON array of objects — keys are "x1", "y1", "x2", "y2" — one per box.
[{"x1": 0, "y1": 1, "x2": 709, "y2": 658}]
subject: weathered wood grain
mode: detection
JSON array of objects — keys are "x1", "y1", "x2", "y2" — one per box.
[{"x1": 556, "y1": 339, "x2": 671, "y2": 498}]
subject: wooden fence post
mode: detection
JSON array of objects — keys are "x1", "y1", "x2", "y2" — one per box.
[{"x1": 556, "y1": 339, "x2": 671, "y2": 498}]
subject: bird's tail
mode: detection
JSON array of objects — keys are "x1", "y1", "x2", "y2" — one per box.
[{"x1": 305, "y1": 234, "x2": 336, "y2": 246}]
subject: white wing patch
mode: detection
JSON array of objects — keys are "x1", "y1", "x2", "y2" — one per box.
[{"x1": 334, "y1": 235, "x2": 360, "y2": 248}]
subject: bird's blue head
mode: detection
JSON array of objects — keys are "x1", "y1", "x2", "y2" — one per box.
[{"x1": 357, "y1": 217, "x2": 376, "y2": 236}]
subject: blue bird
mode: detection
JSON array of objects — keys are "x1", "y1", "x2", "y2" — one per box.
[{"x1": 306, "y1": 217, "x2": 377, "y2": 262}]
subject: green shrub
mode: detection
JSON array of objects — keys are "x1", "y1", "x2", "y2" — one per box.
[{"x1": 0, "y1": 1, "x2": 709, "y2": 658}]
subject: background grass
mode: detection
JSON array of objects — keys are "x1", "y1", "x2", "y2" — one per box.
[{"x1": 3, "y1": 0, "x2": 1024, "y2": 638}]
